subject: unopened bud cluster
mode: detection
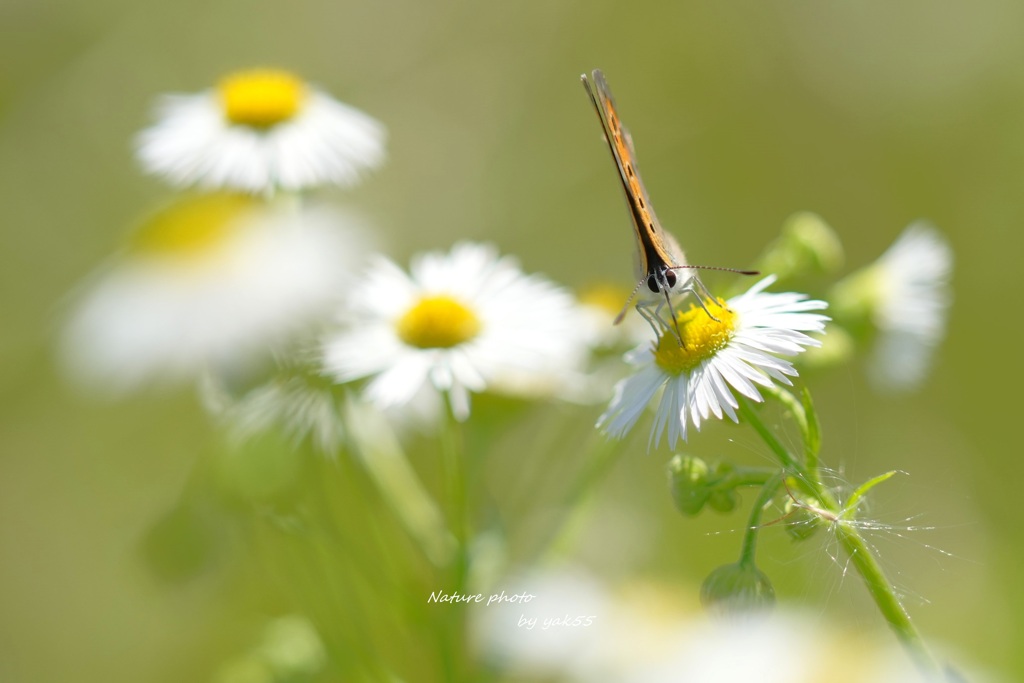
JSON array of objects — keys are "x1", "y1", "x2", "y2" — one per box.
[{"x1": 667, "y1": 454, "x2": 739, "y2": 516}]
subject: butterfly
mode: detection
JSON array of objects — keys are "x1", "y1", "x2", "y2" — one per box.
[{"x1": 581, "y1": 69, "x2": 754, "y2": 341}]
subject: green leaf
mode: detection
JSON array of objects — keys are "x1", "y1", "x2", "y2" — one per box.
[{"x1": 842, "y1": 470, "x2": 902, "y2": 520}]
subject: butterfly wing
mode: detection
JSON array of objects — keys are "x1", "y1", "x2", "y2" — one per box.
[{"x1": 581, "y1": 69, "x2": 686, "y2": 276}]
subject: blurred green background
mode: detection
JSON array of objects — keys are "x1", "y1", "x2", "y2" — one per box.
[{"x1": 3, "y1": 0, "x2": 1024, "y2": 680}]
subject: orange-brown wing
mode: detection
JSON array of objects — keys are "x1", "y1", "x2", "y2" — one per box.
[{"x1": 581, "y1": 69, "x2": 685, "y2": 272}]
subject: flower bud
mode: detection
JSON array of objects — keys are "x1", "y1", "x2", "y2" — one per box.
[
  {"x1": 667, "y1": 454, "x2": 711, "y2": 516},
  {"x1": 700, "y1": 562, "x2": 776, "y2": 614},
  {"x1": 708, "y1": 489, "x2": 738, "y2": 513},
  {"x1": 756, "y1": 212, "x2": 844, "y2": 282}
]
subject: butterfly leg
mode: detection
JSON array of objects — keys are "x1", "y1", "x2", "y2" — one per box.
[
  {"x1": 636, "y1": 292, "x2": 686, "y2": 347},
  {"x1": 635, "y1": 301, "x2": 667, "y2": 339},
  {"x1": 680, "y1": 276, "x2": 723, "y2": 322}
]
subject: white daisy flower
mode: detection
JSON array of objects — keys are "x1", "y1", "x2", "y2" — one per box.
[
  {"x1": 61, "y1": 194, "x2": 370, "y2": 393},
  {"x1": 321, "y1": 242, "x2": 587, "y2": 421},
  {"x1": 136, "y1": 69, "x2": 386, "y2": 194},
  {"x1": 598, "y1": 276, "x2": 828, "y2": 449},
  {"x1": 867, "y1": 223, "x2": 953, "y2": 391}
]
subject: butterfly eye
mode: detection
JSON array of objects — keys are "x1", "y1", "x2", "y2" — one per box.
[
  {"x1": 664, "y1": 270, "x2": 677, "y2": 289},
  {"x1": 646, "y1": 274, "x2": 660, "y2": 293}
]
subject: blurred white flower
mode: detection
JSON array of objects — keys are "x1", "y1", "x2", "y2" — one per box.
[
  {"x1": 201, "y1": 370, "x2": 345, "y2": 456},
  {"x1": 475, "y1": 566, "x2": 612, "y2": 677},
  {"x1": 599, "y1": 277, "x2": 828, "y2": 449},
  {"x1": 868, "y1": 222, "x2": 953, "y2": 391},
  {"x1": 478, "y1": 569, "x2": 980, "y2": 683},
  {"x1": 611, "y1": 609, "x2": 946, "y2": 683},
  {"x1": 576, "y1": 282, "x2": 652, "y2": 350},
  {"x1": 136, "y1": 69, "x2": 386, "y2": 194},
  {"x1": 61, "y1": 194, "x2": 369, "y2": 394},
  {"x1": 322, "y1": 242, "x2": 588, "y2": 421},
  {"x1": 829, "y1": 222, "x2": 953, "y2": 392}
]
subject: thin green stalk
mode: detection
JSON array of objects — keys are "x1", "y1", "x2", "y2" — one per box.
[
  {"x1": 763, "y1": 385, "x2": 820, "y2": 474},
  {"x1": 344, "y1": 397, "x2": 455, "y2": 567},
  {"x1": 832, "y1": 522, "x2": 936, "y2": 673},
  {"x1": 438, "y1": 403, "x2": 470, "y2": 682},
  {"x1": 738, "y1": 471, "x2": 784, "y2": 568},
  {"x1": 799, "y1": 387, "x2": 822, "y2": 477},
  {"x1": 737, "y1": 399, "x2": 806, "y2": 476},
  {"x1": 440, "y1": 406, "x2": 469, "y2": 590},
  {"x1": 739, "y1": 397, "x2": 941, "y2": 679},
  {"x1": 726, "y1": 466, "x2": 779, "y2": 489}
]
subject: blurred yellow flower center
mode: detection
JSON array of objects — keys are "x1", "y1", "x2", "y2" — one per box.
[
  {"x1": 654, "y1": 299, "x2": 736, "y2": 374},
  {"x1": 397, "y1": 295, "x2": 482, "y2": 349},
  {"x1": 128, "y1": 193, "x2": 255, "y2": 257},
  {"x1": 219, "y1": 69, "x2": 307, "y2": 128},
  {"x1": 579, "y1": 283, "x2": 631, "y2": 316}
]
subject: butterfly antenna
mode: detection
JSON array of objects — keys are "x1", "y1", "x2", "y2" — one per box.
[
  {"x1": 670, "y1": 264, "x2": 760, "y2": 276},
  {"x1": 613, "y1": 277, "x2": 647, "y2": 325}
]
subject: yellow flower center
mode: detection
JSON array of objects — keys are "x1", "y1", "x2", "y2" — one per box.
[
  {"x1": 653, "y1": 299, "x2": 737, "y2": 374},
  {"x1": 218, "y1": 69, "x2": 307, "y2": 128},
  {"x1": 128, "y1": 193, "x2": 256, "y2": 257},
  {"x1": 396, "y1": 295, "x2": 482, "y2": 349}
]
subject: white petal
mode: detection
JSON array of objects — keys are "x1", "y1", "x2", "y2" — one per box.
[{"x1": 135, "y1": 87, "x2": 386, "y2": 193}]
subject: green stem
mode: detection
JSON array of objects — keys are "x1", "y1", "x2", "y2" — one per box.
[
  {"x1": 740, "y1": 397, "x2": 941, "y2": 678},
  {"x1": 737, "y1": 399, "x2": 806, "y2": 476},
  {"x1": 763, "y1": 386, "x2": 820, "y2": 474},
  {"x1": 738, "y1": 471, "x2": 784, "y2": 568},
  {"x1": 344, "y1": 397, "x2": 455, "y2": 566},
  {"x1": 438, "y1": 403, "x2": 469, "y2": 682},
  {"x1": 799, "y1": 387, "x2": 822, "y2": 477},
  {"x1": 724, "y1": 466, "x2": 778, "y2": 490},
  {"x1": 831, "y1": 523, "x2": 936, "y2": 674},
  {"x1": 440, "y1": 406, "x2": 469, "y2": 590}
]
